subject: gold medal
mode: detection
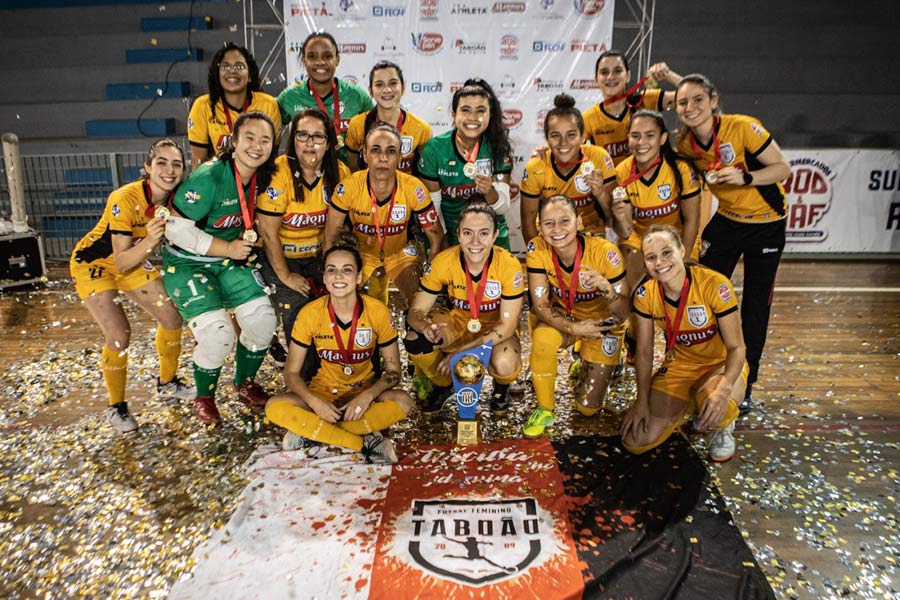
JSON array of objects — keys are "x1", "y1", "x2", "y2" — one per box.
[
  {"x1": 612, "y1": 186, "x2": 627, "y2": 201},
  {"x1": 242, "y1": 229, "x2": 258, "y2": 243},
  {"x1": 665, "y1": 349, "x2": 676, "y2": 363},
  {"x1": 580, "y1": 161, "x2": 594, "y2": 176},
  {"x1": 343, "y1": 364, "x2": 353, "y2": 376},
  {"x1": 705, "y1": 171, "x2": 718, "y2": 185},
  {"x1": 463, "y1": 162, "x2": 477, "y2": 178},
  {"x1": 155, "y1": 206, "x2": 170, "y2": 221},
  {"x1": 467, "y1": 319, "x2": 481, "y2": 334}
]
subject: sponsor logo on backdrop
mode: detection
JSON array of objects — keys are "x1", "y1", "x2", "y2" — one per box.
[
  {"x1": 451, "y1": 2, "x2": 487, "y2": 14},
  {"x1": 570, "y1": 79, "x2": 599, "y2": 89},
  {"x1": 412, "y1": 32, "x2": 444, "y2": 54},
  {"x1": 418, "y1": 0, "x2": 439, "y2": 19},
  {"x1": 570, "y1": 39, "x2": 606, "y2": 52},
  {"x1": 492, "y1": 1, "x2": 526, "y2": 13},
  {"x1": 375, "y1": 36, "x2": 402, "y2": 58},
  {"x1": 532, "y1": 40, "x2": 566, "y2": 52},
  {"x1": 536, "y1": 109, "x2": 548, "y2": 131},
  {"x1": 573, "y1": 0, "x2": 606, "y2": 16},
  {"x1": 499, "y1": 74, "x2": 517, "y2": 90},
  {"x1": 535, "y1": 0, "x2": 562, "y2": 18},
  {"x1": 450, "y1": 81, "x2": 466, "y2": 92},
  {"x1": 785, "y1": 157, "x2": 835, "y2": 242},
  {"x1": 411, "y1": 81, "x2": 443, "y2": 93},
  {"x1": 532, "y1": 78, "x2": 564, "y2": 92},
  {"x1": 373, "y1": 4, "x2": 405, "y2": 16},
  {"x1": 454, "y1": 39, "x2": 488, "y2": 55},
  {"x1": 502, "y1": 109, "x2": 523, "y2": 129},
  {"x1": 290, "y1": 2, "x2": 329, "y2": 16},
  {"x1": 499, "y1": 35, "x2": 519, "y2": 60},
  {"x1": 339, "y1": 43, "x2": 366, "y2": 54},
  {"x1": 341, "y1": 75, "x2": 359, "y2": 86}
]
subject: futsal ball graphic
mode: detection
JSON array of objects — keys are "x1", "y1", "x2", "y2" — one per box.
[{"x1": 454, "y1": 355, "x2": 485, "y2": 385}]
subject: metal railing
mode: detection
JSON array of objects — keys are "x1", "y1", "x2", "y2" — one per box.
[{"x1": 1, "y1": 151, "x2": 146, "y2": 259}]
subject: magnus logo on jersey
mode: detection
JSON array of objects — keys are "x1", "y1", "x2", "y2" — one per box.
[
  {"x1": 785, "y1": 156, "x2": 835, "y2": 243},
  {"x1": 411, "y1": 32, "x2": 444, "y2": 54},
  {"x1": 402, "y1": 498, "x2": 544, "y2": 585}
]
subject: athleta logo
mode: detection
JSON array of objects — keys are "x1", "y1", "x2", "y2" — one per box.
[
  {"x1": 405, "y1": 498, "x2": 544, "y2": 585},
  {"x1": 212, "y1": 214, "x2": 243, "y2": 229},
  {"x1": 283, "y1": 210, "x2": 326, "y2": 229}
]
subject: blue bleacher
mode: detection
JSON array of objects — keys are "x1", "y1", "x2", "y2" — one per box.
[
  {"x1": 63, "y1": 168, "x2": 112, "y2": 187},
  {"x1": 106, "y1": 82, "x2": 190, "y2": 100},
  {"x1": 141, "y1": 16, "x2": 212, "y2": 32},
  {"x1": 85, "y1": 119, "x2": 176, "y2": 138},
  {"x1": 125, "y1": 48, "x2": 202, "y2": 64}
]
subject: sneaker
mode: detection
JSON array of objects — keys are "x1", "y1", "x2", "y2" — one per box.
[
  {"x1": 422, "y1": 384, "x2": 452, "y2": 415},
  {"x1": 194, "y1": 395, "x2": 221, "y2": 424},
  {"x1": 106, "y1": 402, "x2": 138, "y2": 434},
  {"x1": 282, "y1": 431, "x2": 319, "y2": 451},
  {"x1": 157, "y1": 376, "x2": 196, "y2": 401},
  {"x1": 707, "y1": 421, "x2": 736, "y2": 462},
  {"x1": 233, "y1": 381, "x2": 270, "y2": 407},
  {"x1": 738, "y1": 384, "x2": 753, "y2": 416},
  {"x1": 361, "y1": 432, "x2": 398, "y2": 464},
  {"x1": 490, "y1": 382, "x2": 510, "y2": 417},
  {"x1": 522, "y1": 407, "x2": 554, "y2": 438},
  {"x1": 269, "y1": 340, "x2": 287, "y2": 369}
]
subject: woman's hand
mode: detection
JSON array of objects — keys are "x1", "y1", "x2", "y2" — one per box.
[
  {"x1": 422, "y1": 321, "x2": 449, "y2": 345},
  {"x1": 307, "y1": 396, "x2": 343, "y2": 424},
  {"x1": 283, "y1": 272, "x2": 311, "y2": 296},
  {"x1": 621, "y1": 398, "x2": 650, "y2": 439},
  {"x1": 228, "y1": 239, "x2": 254, "y2": 260},
  {"x1": 696, "y1": 382, "x2": 730, "y2": 431},
  {"x1": 342, "y1": 390, "x2": 376, "y2": 422},
  {"x1": 709, "y1": 166, "x2": 745, "y2": 186},
  {"x1": 145, "y1": 216, "x2": 166, "y2": 247}
]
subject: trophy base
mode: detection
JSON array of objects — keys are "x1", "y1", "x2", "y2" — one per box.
[{"x1": 456, "y1": 419, "x2": 480, "y2": 446}]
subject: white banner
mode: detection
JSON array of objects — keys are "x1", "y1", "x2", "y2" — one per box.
[{"x1": 782, "y1": 149, "x2": 900, "y2": 253}]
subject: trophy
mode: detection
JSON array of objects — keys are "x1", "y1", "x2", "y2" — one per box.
[{"x1": 449, "y1": 341, "x2": 494, "y2": 446}]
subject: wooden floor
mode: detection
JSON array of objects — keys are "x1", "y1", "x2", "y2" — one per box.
[{"x1": 1, "y1": 258, "x2": 898, "y2": 598}]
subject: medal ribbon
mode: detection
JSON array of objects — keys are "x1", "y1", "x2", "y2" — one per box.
[
  {"x1": 689, "y1": 115, "x2": 722, "y2": 171},
  {"x1": 464, "y1": 253, "x2": 492, "y2": 324},
  {"x1": 232, "y1": 161, "x2": 257, "y2": 231},
  {"x1": 327, "y1": 297, "x2": 361, "y2": 370},
  {"x1": 603, "y1": 76, "x2": 649, "y2": 106},
  {"x1": 619, "y1": 156, "x2": 662, "y2": 188},
  {"x1": 455, "y1": 133, "x2": 481, "y2": 167},
  {"x1": 395, "y1": 109, "x2": 405, "y2": 132},
  {"x1": 312, "y1": 80, "x2": 344, "y2": 134},
  {"x1": 551, "y1": 237, "x2": 584, "y2": 317},
  {"x1": 143, "y1": 180, "x2": 173, "y2": 217},
  {"x1": 368, "y1": 177, "x2": 398, "y2": 261},
  {"x1": 222, "y1": 97, "x2": 251, "y2": 132},
  {"x1": 554, "y1": 153, "x2": 588, "y2": 170},
  {"x1": 658, "y1": 275, "x2": 691, "y2": 355}
]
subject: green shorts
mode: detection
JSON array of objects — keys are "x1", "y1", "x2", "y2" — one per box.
[{"x1": 162, "y1": 259, "x2": 268, "y2": 319}]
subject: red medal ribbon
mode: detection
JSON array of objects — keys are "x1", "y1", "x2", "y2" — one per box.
[
  {"x1": 689, "y1": 116, "x2": 722, "y2": 171},
  {"x1": 455, "y1": 133, "x2": 481, "y2": 165},
  {"x1": 232, "y1": 161, "x2": 257, "y2": 232},
  {"x1": 327, "y1": 297, "x2": 361, "y2": 370},
  {"x1": 143, "y1": 180, "x2": 173, "y2": 217},
  {"x1": 619, "y1": 156, "x2": 662, "y2": 188},
  {"x1": 464, "y1": 252, "x2": 492, "y2": 324},
  {"x1": 395, "y1": 109, "x2": 405, "y2": 132},
  {"x1": 367, "y1": 176, "x2": 398, "y2": 260},
  {"x1": 554, "y1": 152, "x2": 588, "y2": 170},
  {"x1": 312, "y1": 80, "x2": 344, "y2": 134},
  {"x1": 658, "y1": 275, "x2": 691, "y2": 355},
  {"x1": 551, "y1": 236, "x2": 584, "y2": 317},
  {"x1": 603, "y1": 76, "x2": 649, "y2": 106},
  {"x1": 222, "y1": 97, "x2": 251, "y2": 132}
]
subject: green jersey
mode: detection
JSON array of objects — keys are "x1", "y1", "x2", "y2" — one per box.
[{"x1": 417, "y1": 129, "x2": 512, "y2": 248}]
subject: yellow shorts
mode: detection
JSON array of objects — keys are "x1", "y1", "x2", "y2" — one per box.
[
  {"x1": 651, "y1": 360, "x2": 749, "y2": 405},
  {"x1": 578, "y1": 324, "x2": 625, "y2": 366},
  {"x1": 308, "y1": 378, "x2": 373, "y2": 404},
  {"x1": 361, "y1": 243, "x2": 422, "y2": 283},
  {"x1": 70, "y1": 257, "x2": 160, "y2": 300}
]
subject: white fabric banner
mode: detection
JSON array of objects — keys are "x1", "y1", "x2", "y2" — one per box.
[{"x1": 781, "y1": 149, "x2": 900, "y2": 253}]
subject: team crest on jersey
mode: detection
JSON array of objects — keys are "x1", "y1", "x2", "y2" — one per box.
[
  {"x1": 606, "y1": 249, "x2": 622, "y2": 267},
  {"x1": 574, "y1": 176, "x2": 591, "y2": 193},
  {"x1": 184, "y1": 190, "x2": 201, "y2": 204},
  {"x1": 354, "y1": 328, "x2": 372, "y2": 348},
  {"x1": 267, "y1": 187, "x2": 279, "y2": 200},
  {"x1": 424, "y1": 264, "x2": 432, "y2": 275},
  {"x1": 336, "y1": 183, "x2": 346, "y2": 196},
  {"x1": 484, "y1": 280, "x2": 501, "y2": 299},
  {"x1": 657, "y1": 184, "x2": 672, "y2": 201},
  {"x1": 401, "y1": 135, "x2": 414, "y2": 155},
  {"x1": 111, "y1": 204, "x2": 121, "y2": 216},
  {"x1": 188, "y1": 118, "x2": 194, "y2": 129},
  {"x1": 390, "y1": 204, "x2": 407, "y2": 222},
  {"x1": 526, "y1": 241, "x2": 535, "y2": 252},
  {"x1": 719, "y1": 143, "x2": 736, "y2": 165},
  {"x1": 635, "y1": 285, "x2": 646, "y2": 297},
  {"x1": 602, "y1": 335, "x2": 619, "y2": 356},
  {"x1": 687, "y1": 305, "x2": 708, "y2": 327},
  {"x1": 717, "y1": 282, "x2": 733, "y2": 303},
  {"x1": 403, "y1": 244, "x2": 419, "y2": 256}
]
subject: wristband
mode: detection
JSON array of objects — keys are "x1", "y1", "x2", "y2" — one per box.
[{"x1": 742, "y1": 171, "x2": 754, "y2": 186}]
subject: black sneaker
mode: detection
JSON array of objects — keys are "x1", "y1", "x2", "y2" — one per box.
[
  {"x1": 422, "y1": 384, "x2": 452, "y2": 415},
  {"x1": 490, "y1": 382, "x2": 510, "y2": 417},
  {"x1": 269, "y1": 340, "x2": 287, "y2": 369},
  {"x1": 738, "y1": 384, "x2": 753, "y2": 416}
]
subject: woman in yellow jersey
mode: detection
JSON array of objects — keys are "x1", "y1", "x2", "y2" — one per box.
[
  {"x1": 622, "y1": 225, "x2": 748, "y2": 462},
  {"x1": 611, "y1": 109, "x2": 701, "y2": 292},
  {"x1": 522, "y1": 195, "x2": 631, "y2": 438},
  {"x1": 324, "y1": 123, "x2": 444, "y2": 305},
  {"x1": 520, "y1": 94, "x2": 617, "y2": 241},
  {"x1": 257, "y1": 107, "x2": 350, "y2": 376},
  {"x1": 405, "y1": 202, "x2": 525, "y2": 416},
  {"x1": 188, "y1": 43, "x2": 282, "y2": 168},
  {"x1": 345, "y1": 61, "x2": 432, "y2": 174},
  {"x1": 674, "y1": 74, "x2": 791, "y2": 415},
  {"x1": 266, "y1": 245, "x2": 412, "y2": 464},
  {"x1": 70, "y1": 139, "x2": 194, "y2": 433},
  {"x1": 582, "y1": 51, "x2": 681, "y2": 165}
]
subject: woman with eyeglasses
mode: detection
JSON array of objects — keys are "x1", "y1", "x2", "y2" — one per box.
[
  {"x1": 277, "y1": 31, "x2": 375, "y2": 161},
  {"x1": 188, "y1": 43, "x2": 282, "y2": 168},
  {"x1": 344, "y1": 61, "x2": 432, "y2": 174},
  {"x1": 256, "y1": 108, "x2": 350, "y2": 378},
  {"x1": 324, "y1": 123, "x2": 444, "y2": 306}
]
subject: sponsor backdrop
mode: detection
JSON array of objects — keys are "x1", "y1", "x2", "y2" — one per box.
[
  {"x1": 780, "y1": 149, "x2": 900, "y2": 253},
  {"x1": 170, "y1": 436, "x2": 774, "y2": 598},
  {"x1": 283, "y1": 0, "x2": 616, "y2": 252}
]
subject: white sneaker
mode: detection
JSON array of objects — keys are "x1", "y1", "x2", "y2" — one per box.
[
  {"x1": 361, "y1": 432, "x2": 398, "y2": 464},
  {"x1": 707, "y1": 421, "x2": 736, "y2": 462},
  {"x1": 106, "y1": 403, "x2": 138, "y2": 434},
  {"x1": 282, "y1": 431, "x2": 320, "y2": 452},
  {"x1": 157, "y1": 376, "x2": 196, "y2": 401}
]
